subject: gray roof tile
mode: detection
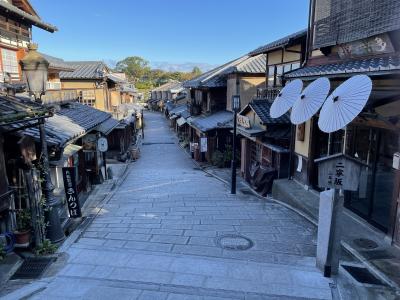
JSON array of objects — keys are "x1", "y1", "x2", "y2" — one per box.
[
  {"x1": 250, "y1": 100, "x2": 290, "y2": 124},
  {"x1": 184, "y1": 55, "x2": 266, "y2": 89},
  {"x1": 249, "y1": 29, "x2": 307, "y2": 56},
  {"x1": 41, "y1": 53, "x2": 75, "y2": 71},
  {"x1": 60, "y1": 61, "x2": 107, "y2": 80},
  {"x1": 23, "y1": 102, "x2": 111, "y2": 146},
  {"x1": 285, "y1": 55, "x2": 400, "y2": 79},
  {"x1": 0, "y1": 1, "x2": 57, "y2": 32},
  {"x1": 190, "y1": 111, "x2": 233, "y2": 132}
]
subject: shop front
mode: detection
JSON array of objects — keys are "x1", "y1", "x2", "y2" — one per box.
[{"x1": 237, "y1": 100, "x2": 291, "y2": 195}]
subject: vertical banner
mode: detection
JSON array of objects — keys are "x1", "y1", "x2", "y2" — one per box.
[
  {"x1": 200, "y1": 137, "x2": 208, "y2": 153},
  {"x1": 62, "y1": 167, "x2": 82, "y2": 218}
]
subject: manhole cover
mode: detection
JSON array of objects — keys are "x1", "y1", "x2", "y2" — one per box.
[
  {"x1": 353, "y1": 238, "x2": 379, "y2": 250},
  {"x1": 342, "y1": 265, "x2": 386, "y2": 286},
  {"x1": 11, "y1": 257, "x2": 56, "y2": 280},
  {"x1": 216, "y1": 234, "x2": 254, "y2": 251}
]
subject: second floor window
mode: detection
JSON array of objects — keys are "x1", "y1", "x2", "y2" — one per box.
[
  {"x1": 2, "y1": 49, "x2": 18, "y2": 75},
  {"x1": 79, "y1": 90, "x2": 96, "y2": 107}
]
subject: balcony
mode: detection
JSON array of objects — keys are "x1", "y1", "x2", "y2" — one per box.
[
  {"x1": 255, "y1": 87, "x2": 281, "y2": 101},
  {"x1": 42, "y1": 90, "x2": 79, "y2": 105}
]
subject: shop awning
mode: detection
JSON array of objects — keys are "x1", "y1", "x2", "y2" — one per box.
[
  {"x1": 169, "y1": 115, "x2": 179, "y2": 120},
  {"x1": 50, "y1": 144, "x2": 82, "y2": 166},
  {"x1": 95, "y1": 117, "x2": 120, "y2": 135},
  {"x1": 235, "y1": 126, "x2": 265, "y2": 138},
  {"x1": 190, "y1": 111, "x2": 233, "y2": 133},
  {"x1": 177, "y1": 117, "x2": 193, "y2": 127}
]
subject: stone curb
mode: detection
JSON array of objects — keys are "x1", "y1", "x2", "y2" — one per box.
[
  {"x1": 0, "y1": 280, "x2": 49, "y2": 300},
  {"x1": 0, "y1": 163, "x2": 134, "y2": 300}
]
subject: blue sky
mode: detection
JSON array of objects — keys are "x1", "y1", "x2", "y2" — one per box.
[{"x1": 31, "y1": 0, "x2": 309, "y2": 69}]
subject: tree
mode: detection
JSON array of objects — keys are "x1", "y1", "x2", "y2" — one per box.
[
  {"x1": 115, "y1": 56, "x2": 151, "y2": 82},
  {"x1": 191, "y1": 66, "x2": 202, "y2": 77}
]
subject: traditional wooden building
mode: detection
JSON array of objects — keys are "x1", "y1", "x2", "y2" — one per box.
[
  {"x1": 184, "y1": 54, "x2": 267, "y2": 163},
  {"x1": 229, "y1": 31, "x2": 307, "y2": 192},
  {"x1": 149, "y1": 80, "x2": 184, "y2": 111},
  {"x1": 283, "y1": 0, "x2": 400, "y2": 241},
  {"x1": 237, "y1": 100, "x2": 291, "y2": 195},
  {"x1": 0, "y1": 0, "x2": 56, "y2": 83},
  {"x1": 58, "y1": 61, "x2": 133, "y2": 116},
  {"x1": 0, "y1": 95, "x2": 50, "y2": 239}
]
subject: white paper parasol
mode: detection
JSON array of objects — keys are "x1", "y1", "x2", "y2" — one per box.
[
  {"x1": 318, "y1": 75, "x2": 372, "y2": 133},
  {"x1": 290, "y1": 77, "x2": 330, "y2": 125},
  {"x1": 270, "y1": 79, "x2": 303, "y2": 118}
]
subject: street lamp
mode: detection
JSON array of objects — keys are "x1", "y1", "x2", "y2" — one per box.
[
  {"x1": 231, "y1": 95, "x2": 240, "y2": 194},
  {"x1": 20, "y1": 44, "x2": 65, "y2": 244}
]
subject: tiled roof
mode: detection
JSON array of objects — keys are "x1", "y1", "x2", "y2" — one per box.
[
  {"x1": 94, "y1": 117, "x2": 119, "y2": 135},
  {"x1": 22, "y1": 102, "x2": 111, "y2": 146},
  {"x1": 226, "y1": 54, "x2": 266, "y2": 74},
  {"x1": 0, "y1": 95, "x2": 48, "y2": 126},
  {"x1": 41, "y1": 53, "x2": 75, "y2": 72},
  {"x1": 190, "y1": 111, "x2": 233, "y2": 132},
  {"x1": 165, "y1": 101, "x2": 175, "y2": 112},
  {"x1": 0, "y1": 1, "x2": 57, "y2": 32},
  {"x1": 60, "y1": 61, "x2": 107, "y2": 80},
  {"x1": 151, "y1": 81, "x2": 182, "y2": 93},
  {"x1": 107, "y1": 73, "x2": 126, "y2": 84},
  {"x1": 184, "y1": 55, "x2": 266, "y2": 89},
  {"x1": 285, "y1": 55, "x2": 400, "y2": 79},
  {"x1": 183, "y1": 56, "x2": 249, "y2": 88},
  {"x1": 249, "y1": 29, "x2": 307, "y2": 56},
  {"x1": 250, "y1": 100, "x2": 290, "y2": 124},
  {"x1": 169, "y1": 104, "x2": 188, "y2": 117}
]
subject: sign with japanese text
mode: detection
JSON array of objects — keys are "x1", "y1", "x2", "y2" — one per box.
[
  {"x1": 200, "y1": 137, "x2": 207, "y2": 153},
  {"x1": 237, "y1": 115, "x2": 251, "y2": 129},
  {"x1": 338, "y1": 33, "x2": 394, "y2": 58},
  {"x1": 315, "y1": 154, "x2": 364, "y2": 191},
  {"x1": 62, "y1": 167, "x2": 82, "y2": 218}
]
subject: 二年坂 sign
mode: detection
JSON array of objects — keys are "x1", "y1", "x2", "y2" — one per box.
[{"x1": 62, "y1": 167, "x2": 82, "y2": 218}]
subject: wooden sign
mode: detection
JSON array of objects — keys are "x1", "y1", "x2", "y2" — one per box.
[
  {"x1": 62, "y1": 167, "x2": 82, "y2": 218},
  {"x1": 315, "y1": 154, "x2": 365, "y2": 191},
  {"x1": 297, "y1": 123, "x2": 305, "y2": 141},
  {"x1": 200, "y1": 137, "x2": 207, "y2": 153},
  {"x1": 338, "y1": 33, "x2": 394, "y2": 58},
  {"x1": 237, "y1": 115, "x2": 250, "y2": 129}
]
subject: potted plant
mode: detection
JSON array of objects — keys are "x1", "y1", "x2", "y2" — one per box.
[
  {"x1": 35, "y1": 239, "x2": 57, "y2": 256},
  {"x1": 14, "y1": 209, "x2": 32, "y2": 247}
]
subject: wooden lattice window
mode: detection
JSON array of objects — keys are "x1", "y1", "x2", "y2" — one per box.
[
  {"x1": 79, "y1": 90, "x2": 96, "y2": 107},
  {"x1": 1, "y1": 49, "x2": 18, "y2": 75}
]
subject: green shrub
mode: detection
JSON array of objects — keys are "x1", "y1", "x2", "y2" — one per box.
[{"x1": 35, "y1": 239, "x2": 57, "y2": 256}]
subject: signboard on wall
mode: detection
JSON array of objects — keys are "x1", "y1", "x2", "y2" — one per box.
[
  {"x1": 200, "y1": 137, "x2": 207, "y2": 153},
  {"x1": 338, "y1": 33, "x2": 394, "y2": 59},
  {"x1": 237, "y1": 115, "x2": 251, "y2": 129},
  {"x1": 82, "y1": 134, "x2": 97, "y2": 151},
  {"x1": 62, "y1": 167, "x2": 82, "y2": 218}
]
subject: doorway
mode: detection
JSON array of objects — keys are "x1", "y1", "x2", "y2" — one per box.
[{"x1": 344, "y1": 126, "x2": 398, "y2": 232}]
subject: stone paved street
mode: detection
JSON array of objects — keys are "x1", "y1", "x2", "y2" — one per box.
[{"x1": 29, "y1": 111, "x2": 333, "y2": 299}]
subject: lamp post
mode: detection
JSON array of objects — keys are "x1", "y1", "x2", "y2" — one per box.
[
  {"x1": 20, "y1": 44, "x2": 65, "y2": 244},
  {"x1": 231, "y1": 95, "x2": 240, "y2": 194}
]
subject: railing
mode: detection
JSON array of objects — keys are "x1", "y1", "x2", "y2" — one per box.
[
  {"x1": 255, "y1": 87, "x2": 281, "y2": 101},
  {"x1": 42, "y1": 90, "x2": 79, "y2": 104}
]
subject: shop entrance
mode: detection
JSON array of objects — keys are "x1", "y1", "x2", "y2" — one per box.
[{"x1": 344, "y1": 126, "x2": 398, "y2": 233}]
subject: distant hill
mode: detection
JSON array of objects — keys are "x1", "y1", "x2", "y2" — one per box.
[{"x1": 150, "y1": 61, "x2": 218, "y2": 73}]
